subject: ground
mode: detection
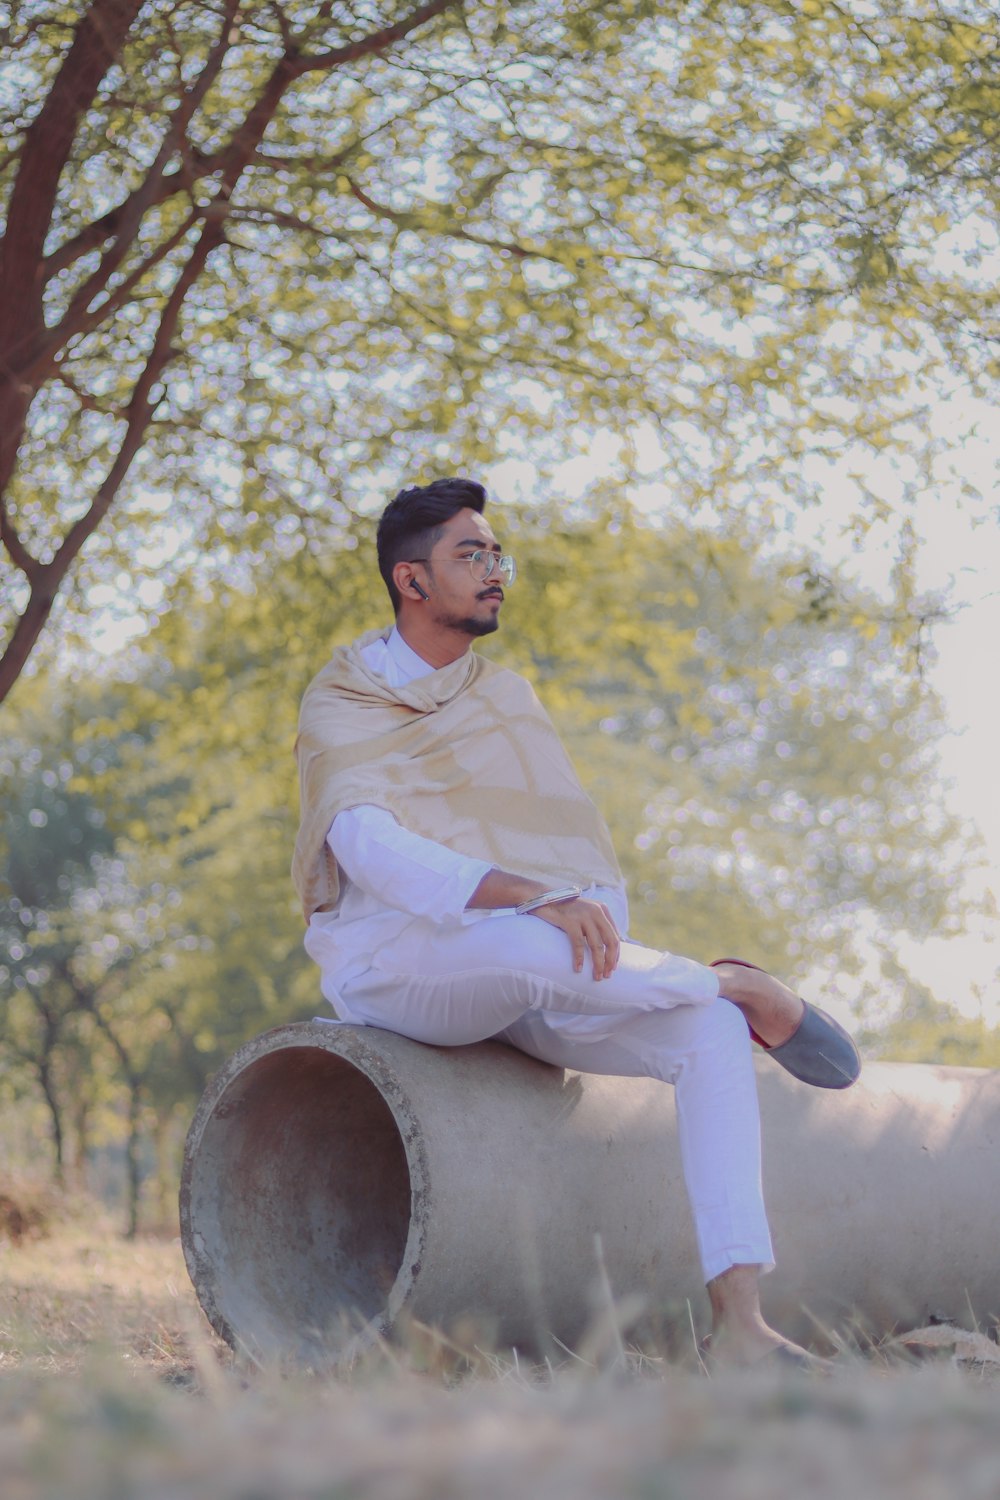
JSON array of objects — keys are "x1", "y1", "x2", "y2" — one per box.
[{"x1": 2, "y1": 1210, "x2": 1000, "y2": 1499}]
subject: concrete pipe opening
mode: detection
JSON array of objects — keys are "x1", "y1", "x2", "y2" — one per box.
[{"x1": 181, "y1": 1040, "x2": 415, "y2": 1364}]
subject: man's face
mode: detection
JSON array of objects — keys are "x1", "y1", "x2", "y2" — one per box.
[{"x1": 419, "y1": 508, "x2": 507, "y2": 639}]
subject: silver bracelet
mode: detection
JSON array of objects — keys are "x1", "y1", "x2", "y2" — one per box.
[{"x1": 514, "y1": 885, "x2": 583, "y2": 916}]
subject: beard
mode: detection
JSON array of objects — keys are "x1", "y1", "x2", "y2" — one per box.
[
  {"x1": 438, "y1": 591, "x2": 502, "y2": 637},
  {"x1": 444, "y1": 611, "x2": 500, "y2": 638}
]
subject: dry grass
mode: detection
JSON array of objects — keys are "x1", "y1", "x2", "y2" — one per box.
[
  {"x1": 0, "y1": 1215, "x2": 211, "y2": 1382},
  {"x1": 3, "y1": 1209, "x2": 1000, "y2": 1499}
]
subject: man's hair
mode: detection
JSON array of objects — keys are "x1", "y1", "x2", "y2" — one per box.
[{"x1": 376, "y1": 477, "x2": 487, "y2": 613}]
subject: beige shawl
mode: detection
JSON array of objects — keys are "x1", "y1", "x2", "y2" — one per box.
[{"x1": 292, "y1": 628, "x2": 623, "y2": 919}]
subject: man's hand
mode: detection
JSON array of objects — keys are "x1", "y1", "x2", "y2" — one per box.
[
  {"x1": 466, "y1": 869, "x2": 621, "y2": 980},
  {"x1": 534, "y1": 897, "x2": 621, "y2": 980}
]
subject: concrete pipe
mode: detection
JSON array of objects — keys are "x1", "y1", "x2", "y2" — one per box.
[{"x1": 180, "y1": 1019, "x2": 1000, "y2": 1366}]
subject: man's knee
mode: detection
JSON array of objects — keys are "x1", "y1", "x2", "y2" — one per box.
[{"x1": 690, "y1": 994, "x2": 753, "y2": 1053}]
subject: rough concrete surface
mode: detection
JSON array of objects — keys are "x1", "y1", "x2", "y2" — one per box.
[{"x1": 180, "y1": 1021, "x2": 1000, "y2": 1366}]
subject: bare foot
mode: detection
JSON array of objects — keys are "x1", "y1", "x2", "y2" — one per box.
[
  {"x1": 705, "y1": 1264, "x2": 831, "y2": 1372},
  {"x1": 705, "y1": 1326, "x2": 828, "y2": 1371},
  {"x1": 711, "y1": 962, "x2": 805, "y2": 1048},
  {"x1": 704, "y1": 1306, "x2": 800, "y2": 1367},
  {"x1": 707, "y1": 1338, "x2": 833, "y2": 1374}
]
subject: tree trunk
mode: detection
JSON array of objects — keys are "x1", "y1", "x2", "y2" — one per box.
[
  {"x1": 69, "y1": 1096, "x2": 92, "y2": 1194},
  {"x1": 150, "y1": 1110, "x2": 183, "y2": 1233},
  {"x1": 37, "y1": 1059, "x2": 66, "y2": 1187},
  {"x1": 123, "y1": 1081, "x2": 143, "y2": 1238}
]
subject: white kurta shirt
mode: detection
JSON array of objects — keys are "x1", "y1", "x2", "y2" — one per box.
[{"x1": 303, "y1": 627, "x2": 629, "y2": 1009}]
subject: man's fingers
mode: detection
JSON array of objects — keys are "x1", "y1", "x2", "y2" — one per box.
[
  {"x1": 599, "y1": 931, "x2": 620, "y2": 978},
  {"x1": 566, "y1": 916, "x2": 600, "y2": 977},
  {"x1": 586, "y1": 906, "x2": 619, "y2": 979},
  {"x1": 535, "y1": 898, "x2": 621, "y2": 979},
  {"x1": 597, "y1": 905, "x2": 620, "y2": 977}
]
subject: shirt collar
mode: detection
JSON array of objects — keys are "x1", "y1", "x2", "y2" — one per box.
[{"x1": 386, "y1": 626, "x2": 437, "y2": 683}]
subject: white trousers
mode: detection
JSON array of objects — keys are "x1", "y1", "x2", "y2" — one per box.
[{"x1": 338, "y1": 912, "x2": 775, "y2": 1284}]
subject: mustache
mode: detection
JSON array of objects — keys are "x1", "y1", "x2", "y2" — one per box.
[{"x1": 478, "y1": 587, "x2": 504, "y2": 601}]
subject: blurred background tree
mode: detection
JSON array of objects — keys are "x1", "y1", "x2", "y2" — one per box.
[
  {"x1": 2, "y1": 0, "x2": 998, "y2": 696},
  {"x1": 0, "y1": 734, "x2": 116, "y2": 1188},
  {"x1": 860, "y1": 983, "x2": 1000, "y2": 1067}
]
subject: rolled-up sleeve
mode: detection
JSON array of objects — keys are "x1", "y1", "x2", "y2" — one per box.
[{"x1": 328, "y1": 805, "x2": 493, "y2": 922}]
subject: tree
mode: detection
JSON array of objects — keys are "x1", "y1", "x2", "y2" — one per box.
[
  {"x1": 0, "y1": 699, "x2": 214, "y2": 1228},
  {"x1": 861, "y1": 974, "x2": 1000, "y2": 1066},
  {"x1": 2, "y1": 0, "x2": 999, "y2": 701},
  {"x1": 0, "y1": 726, "x2": 117, "y2": 1185}
]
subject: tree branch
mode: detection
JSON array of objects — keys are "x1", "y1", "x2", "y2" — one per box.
[
  {"x1": 0, "y1": 47, "x2": 304, "y2": 704},
  {"x1": 0, "y1": 0, "x2": 146, "y2": 515},
  {"x1": 37, "y1": 0, "x2": 241, "y2": 367},
  {"x1": 27, "y1": 209, "x2": 201, "y2": 381},
  {"x1": 41, "y1": 150, "x2": 216, "y2": 280},
  {"x1": 291, "y1": 0, "x2": 463, "y2": 74},
  {"x1": 0, "y1": 0, "x2": 145, "y2": 371},
  {"x1": 54, "y1": 364, "x2": 126, "y2": 419},
  {"x1": 0, "y1": 505, "x2": 38, "y2": 580}
]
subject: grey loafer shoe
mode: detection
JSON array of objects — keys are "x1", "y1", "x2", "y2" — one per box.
[
  {"x1": 710, "y1": 957, "x2": 861, "y2": 1090},
  {"x1": 768, "y1": 999, "x2": 861, "y2": 1089}
]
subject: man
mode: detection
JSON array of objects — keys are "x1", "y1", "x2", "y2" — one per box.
[{"x1": 293, "y1": 477, "x2": 860, "y2": 1369}]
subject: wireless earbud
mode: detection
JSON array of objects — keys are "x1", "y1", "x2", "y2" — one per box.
[{"x1": 412, "y1": 581, "x2": 430, "y2": 601}]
